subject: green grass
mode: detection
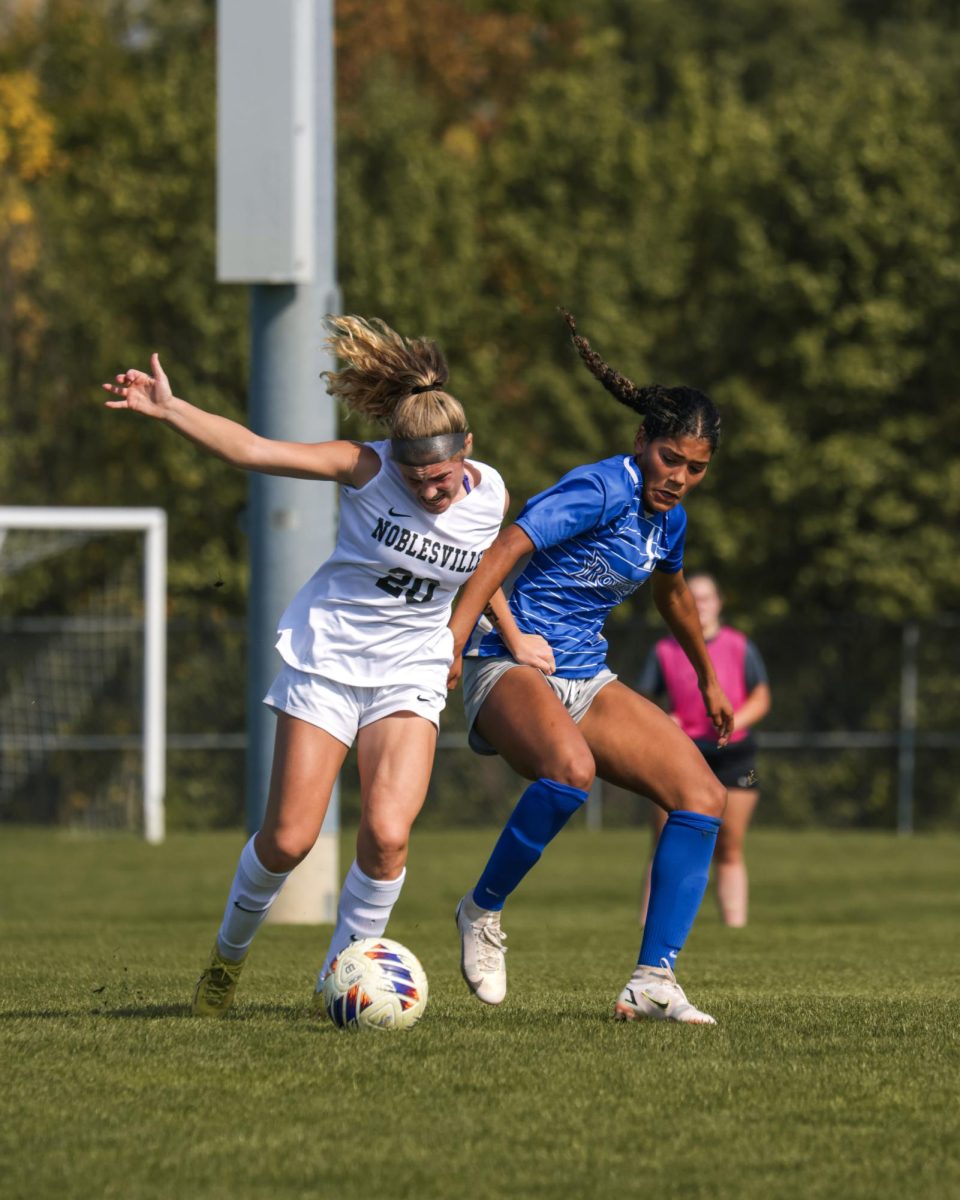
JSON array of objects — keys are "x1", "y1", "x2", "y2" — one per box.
[{"x1": 1, "y1": 828, "x2": 958, "y2": 1200}]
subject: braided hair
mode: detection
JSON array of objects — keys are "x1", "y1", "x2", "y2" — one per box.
[{"x1": 559, "y1": 309, "x2": 721, "y2": 451}]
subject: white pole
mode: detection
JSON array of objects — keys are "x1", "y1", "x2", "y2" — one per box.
[{"x1": 143, "y1": 512, "x2": 167, "y2": 844}]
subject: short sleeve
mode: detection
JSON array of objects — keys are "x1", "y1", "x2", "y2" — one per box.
[
  {"x1": 744, "y1": 639, "x2": 769, "y2": 689},
  {"x1": 654, "y1": 504, "x2": 687, "y2": 573},
  {"x1": 515, "y1": 467, "x2": 621, "y2": 552},
  {"x1": 636, "y1": 645, "x2": 665, "y2": 696}
]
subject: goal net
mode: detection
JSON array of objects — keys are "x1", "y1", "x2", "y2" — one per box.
[{"x1": 0, "y1": 508, "x2": 166, "y2": 842}]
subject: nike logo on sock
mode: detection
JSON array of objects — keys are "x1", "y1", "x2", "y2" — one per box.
[{"x1": 233, "y1": 901, "x2": 264, "y2": 914}]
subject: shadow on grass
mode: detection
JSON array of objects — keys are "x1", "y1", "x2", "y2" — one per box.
[
  {"x1": 0, "y1": 1003, "x2": 192, "y2": 1020},
  {"x1": 105, "y1": 1000, "x2": 318, "y2": 1021},
  {"x1": 0, "y1": 1001, "x2": 316, "y2": 1021}
]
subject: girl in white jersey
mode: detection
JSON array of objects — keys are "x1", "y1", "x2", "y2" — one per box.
[{"x1": 103, "y1": 316, "x2": 548, "y2": 1017}]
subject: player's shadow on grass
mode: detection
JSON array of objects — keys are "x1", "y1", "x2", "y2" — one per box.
[
  {"x1": 102, "y1": 1000, "x2": 306, "y2": 1020},
  {"x1": 0, "y1": 1004, "x2": 184, "y2": 1020},
  {"x1": 101, "y1": 1002, "x2": 191, "y2": 1019}
]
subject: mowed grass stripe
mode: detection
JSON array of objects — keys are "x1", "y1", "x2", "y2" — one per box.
[{"x1": 1, "y1": 828, "x2": 957, "y2": 1200}]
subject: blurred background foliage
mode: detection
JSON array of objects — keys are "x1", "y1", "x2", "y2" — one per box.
[{"x1": 2, "y1": 0, "x2": 959, "y2": 826}]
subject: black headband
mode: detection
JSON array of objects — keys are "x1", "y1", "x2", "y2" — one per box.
[{"x1": 391, "y1": 432, "x2": 468, "y2": 465}]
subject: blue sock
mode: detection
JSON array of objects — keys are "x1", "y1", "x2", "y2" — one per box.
[
  {"x1": 639, "y1": 809, "x2": 721, "y2": 970},
  {"x1": 472, "y1": 778, "x2": 589, "y2": 911}
]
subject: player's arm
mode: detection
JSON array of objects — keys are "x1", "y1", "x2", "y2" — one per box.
[
  {"x1": 476, "y1": 487, "x2": 555, "y2": 673},
  {"x1": 449, "y1": 524, "x2": 534, "y2": 657},
  {"x1": 102, "y1": 354, "x2": 377, "y2": 486},
  {"x1": 485, "y1": 589, "x2": 555, "y2": 674},
  {"x1": 732, "y1": 683, "x2": 771, "y2": 733},
  {"x1": 732, "y1": 641, "x2": 771, "y2": 732},
  {"x1": 651, "y1": 568, "x2": 734, "y2": 745}
]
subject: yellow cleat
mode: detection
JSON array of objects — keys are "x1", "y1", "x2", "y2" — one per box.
[{"x1": 191, "y1": 944, "x2": 246, "y2": 1017}]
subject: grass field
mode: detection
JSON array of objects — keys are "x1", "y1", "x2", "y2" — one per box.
[{"x1": 2, "y1": 826, "x2": 958, "y2": 1200}]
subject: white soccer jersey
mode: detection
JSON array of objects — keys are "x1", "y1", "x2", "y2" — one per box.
[{"x1": 276, "y1": 440, "x2": 506, "y2": 687}]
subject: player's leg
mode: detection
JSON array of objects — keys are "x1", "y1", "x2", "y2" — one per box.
[
  {"x1": 714, "y1": 787, "x2": 758, "y2": 927},
  {"x1": 639, "y1": 801, "x2": 668, "y2": 925},
  {"x1": 316, "y1": 711, "x2": 438, "y2": 983},
  {"x1": 579, "y1": 682, "x2": 725, "y2": 1024},
  {"x1": 470, "y1": 665, "x2": 595, "y2": 906},
  {"x1": 194, "y1": 713, "x2": 348, "y2": 1017},
  {"x1": 456, "y1": 666, "x2": 594, "y2": 1003}
]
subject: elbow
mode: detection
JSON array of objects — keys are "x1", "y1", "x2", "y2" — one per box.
[
  {"x1": 228, "y1": 434, "x2": 270, "y2": 473},
  {"x1": 498, "y1": 523, "x2": 534, "y2": 559}
]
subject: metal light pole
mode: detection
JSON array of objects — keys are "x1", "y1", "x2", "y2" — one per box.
[{"x1": 217, "y1": 0, "x2": 339, "y2": 920}]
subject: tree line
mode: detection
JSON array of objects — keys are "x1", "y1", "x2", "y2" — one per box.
[{"x1": 3, "y1": 0, "x2": 959, "y2": 630}]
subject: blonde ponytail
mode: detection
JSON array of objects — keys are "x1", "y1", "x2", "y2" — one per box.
[{"x1": 322, "y1": 315, "x2": 468, "y2": 439}]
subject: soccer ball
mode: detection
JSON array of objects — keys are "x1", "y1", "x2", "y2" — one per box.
[{"x1": 322, "y1": 937, "x2": 428, "y2": 1032}]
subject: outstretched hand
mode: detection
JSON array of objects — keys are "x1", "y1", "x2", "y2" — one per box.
[{"x1": 102, "y1": 353, "x2": 173, "y2": 418}]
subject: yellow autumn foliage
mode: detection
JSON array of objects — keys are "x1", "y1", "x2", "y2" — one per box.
[
  {"x1": 0, "y1": 70, "x2": 55, "y2": 239},
  {"x1": 0, "y1": 70, "x2": 56, "y2": 349}
]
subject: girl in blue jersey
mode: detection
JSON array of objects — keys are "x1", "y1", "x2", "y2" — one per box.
[{"x1": 448, "y1": 309, "x2": 733, "y2": 1025}]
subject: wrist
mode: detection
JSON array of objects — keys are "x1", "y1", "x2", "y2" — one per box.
[
  {"x1": 159, "y1": 395, "x2": 186, "y2": 424},
  {"x1": 500, "y1": 628, "x2": 524, "y2": 657},
  {"x1": 449, "y1": 621, "x2": 468, "y2": 656}
]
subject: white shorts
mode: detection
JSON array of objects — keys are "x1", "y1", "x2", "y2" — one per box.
[
  {"x1": 462, "y1": 656, "x2": 618, "y2": 756},
  {"x1": 264, "y1": 663, "x2": 447, "y2": 748}
]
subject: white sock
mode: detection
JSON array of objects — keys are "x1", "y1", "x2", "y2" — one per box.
[
  {"x1": 216, "y1": 836, "x2": 290, "y2": 960},
  {"x1": 317, "y1": 860, "x2": 406, "y2": 985}
]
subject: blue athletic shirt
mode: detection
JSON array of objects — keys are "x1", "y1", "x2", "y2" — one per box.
[{"x1": 469, "y1": 454, "x2": 687, "y2": 678}]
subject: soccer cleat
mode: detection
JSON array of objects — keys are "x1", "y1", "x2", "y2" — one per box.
[
  {"x1": 613, "y1": 963, "x2": 716, "y2": 1025},
  {"x1": 191, "y1": 943, "x2": 246, "y2": 1017},
  {"x1": 455, "y1": 892, "x2": 507, "y2": 1005}
]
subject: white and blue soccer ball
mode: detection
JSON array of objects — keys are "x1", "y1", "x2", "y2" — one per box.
[{"x1": 322, "y1": 937, "x2": 428, "y2": 1031}]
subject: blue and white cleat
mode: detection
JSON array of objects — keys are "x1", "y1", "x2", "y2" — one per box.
[{"x1": 613, "y1": 964, "x2": 716, "y2": 1025}]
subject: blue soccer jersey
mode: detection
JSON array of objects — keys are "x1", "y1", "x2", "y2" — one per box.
[{"x1": 469, "y1": 454, "x2": 687, "y2": 677}]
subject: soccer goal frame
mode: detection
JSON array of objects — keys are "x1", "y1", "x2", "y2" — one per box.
[{"x1": 0, "y1": 507, "x2": 167, "y2": 843}]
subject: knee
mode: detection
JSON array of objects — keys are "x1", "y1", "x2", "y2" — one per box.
[
  {"x1": 358, "y1": 817, "x2": 410, "y2": 876},
  {"x1": 543, "y1": 746, "x2": 595, "y2": 794},
  {"x1": 679, "y1": 778, "x2": 727, "y2": 821},
  {"x1": 255, "y1": 828, "x2": 313, "y2": 874},
  {"x1": 714, "y1": 835, "x2": 744, "y2": 865}
]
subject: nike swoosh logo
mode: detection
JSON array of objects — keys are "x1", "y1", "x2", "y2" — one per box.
[
  {"x1": 233, "y1": 901, "x2": 263, "y2": 914},
  {"x1": 388, "y1": 506, "x2": 411, "y2": 517},
  {"x1": 641, "y1": 991, "x2": 670, "y2": 1011},
  {"x1": 416, "y1": 695, "x2": 431, "y2": 702}
]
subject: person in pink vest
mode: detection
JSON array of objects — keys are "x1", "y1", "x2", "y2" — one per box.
[{"x1": 638, "y1": 573, "x2": 770, "y2": 926}]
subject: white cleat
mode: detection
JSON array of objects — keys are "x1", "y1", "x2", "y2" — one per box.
[
  {"x1": 613, "y1": 964, "x2": 716, "y2": 1025},
  {"x1": 455, "y1": 893, "x2": 508, "y2": 1005}
]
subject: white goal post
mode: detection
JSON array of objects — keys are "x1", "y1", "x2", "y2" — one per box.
[{"x1": 0, "y1": 507, "x2": 167, "y2": 843}]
